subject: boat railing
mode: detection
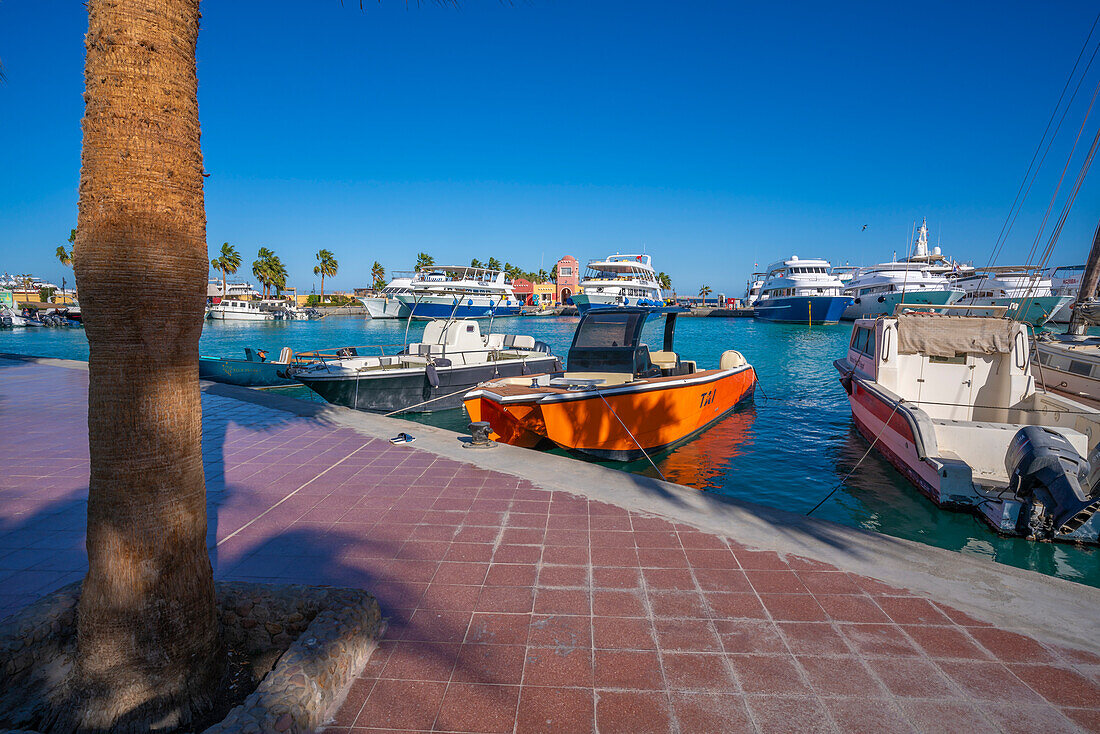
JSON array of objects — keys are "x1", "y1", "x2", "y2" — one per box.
[
  {"x1": 296, "y1": 341, "x2": 545, "y2": 370},
  {"x1": 892, "y1": 303, "x2": 1011, "y2": 316}
]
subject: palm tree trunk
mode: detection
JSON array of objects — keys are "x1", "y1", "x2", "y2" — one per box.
[
  {"x1": 320, "y1": 274, "x2": 325, "y2": 304},
  {"x1": 222, "y1": 267, "x2": 227, "y2": 299},
  {"x1": 70, "y1": 1, "x2": 223, "y2": 730}
]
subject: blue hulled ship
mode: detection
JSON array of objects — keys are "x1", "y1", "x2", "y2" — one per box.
[{"x1": 753, "y1": 256, "x2": 852, "y2": 325}]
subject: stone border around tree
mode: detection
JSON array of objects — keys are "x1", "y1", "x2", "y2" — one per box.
[{"x1": 0, "y1": 582, "x2": 383, "y2": 734}]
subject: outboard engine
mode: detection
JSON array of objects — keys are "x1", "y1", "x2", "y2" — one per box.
[{"x1": 1005, "y1": 426, "x2": 1100, "y2": 539}]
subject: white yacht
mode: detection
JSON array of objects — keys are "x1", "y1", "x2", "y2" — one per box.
[
  {"x1": 570, "y1": 254, "x2": 664, "y2": 314},
  {"x1": 900, "y1": 220, "x2": 975, "y2": 278},
  {"x1": 954, "y1": 267, "x2": 1073, "y2": 327},
  {"x1": 753, "y1": 256, "x2": 852, "y2": 324},
  {"x1": 836, "y1": 313, "x2": 1099, "y2": 544},
  {"x1": 396, "y1": 266, "x2": 521, "y2": 319},
  {"x1": 206, "y1": 299, "x2": 276, "y2": 321},
  {"x1": 841, "y1": 262, "x2": 964, "y2": 320},
  {"x1": 743, "y1": 273, "x2": 765, "y2": 307},
  {"x1": 1046, "y1": 265, "x2": 1086, "y2": 324},
  {"x1": 830, "y1": 265, "x2": 860, "y2": 287},
  {"x1": 360, "y1": 274, "x2": 414, "y2": 319}
]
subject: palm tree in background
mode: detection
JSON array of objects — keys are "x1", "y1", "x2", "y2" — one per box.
[
  {"x1": 314, "y1": 248, "x2": 338, "y2": 303},
  {"x1": 68, "y1": 1, "x2": 222, "y2": 729},
  {"x1": 416, "y1": 252, "x2": 435, "y2": 270},
  {"x1": 56, "y1": 229, "x2": 76, "y2": 267},
  {"x1": 537, "y1": 268, "x2": 548, "y2": 282},
  {"x1": 658, "y1": 272, "x2": 672, "y2": 291},
  {"x1": 270, "y1": 254, "x2": 289, "y2": 297},
  {"x1": 470, "y1": 258, "x2": 484, "y2": 269},
  {"x1": 698, "y1": 285, "x2": 713, "y2": 300},
  {"x1": 372, "y1": 260, "x2": 386, "y2": 290},
  {"x1": 253, "y1": 246, "x2": 276, "y2": 298},
  {"x1": 487, "y1": 256, "x2": 502, "y2": 271},
  {"x1": 209, "y1": 242, "x2": 241, "y2": 299}
]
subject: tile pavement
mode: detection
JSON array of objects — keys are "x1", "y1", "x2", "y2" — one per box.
[{"x1": 1, "y1": 357, "x2": 1099, "y2": 733}]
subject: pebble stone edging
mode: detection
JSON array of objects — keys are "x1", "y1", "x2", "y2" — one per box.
[{"x1": 0, "y1": 582, "x2": 383, "y2": 734}]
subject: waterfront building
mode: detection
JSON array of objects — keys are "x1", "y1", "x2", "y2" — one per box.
[{"x1": 554, "y1": 255, "x2": 580, "y2": 302}]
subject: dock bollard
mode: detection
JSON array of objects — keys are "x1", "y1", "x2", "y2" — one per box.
[{"x1": 464, "y1": 421, "x2": 496, "y2": 449}]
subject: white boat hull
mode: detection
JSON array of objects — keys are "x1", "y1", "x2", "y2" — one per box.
[
  {"x1": 841, "y1": 288, "x2": 962, "y2": 320},
  {"x1": 208, "y1": 309, "x2": 275, "y2": 321},
  {"x1": 362, "y1": 296, "x2": 410, "y2": 319}
]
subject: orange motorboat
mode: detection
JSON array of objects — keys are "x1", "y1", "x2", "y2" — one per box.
[{"x1": 464, "y1": 307, "x2": 757, "y2": 460}]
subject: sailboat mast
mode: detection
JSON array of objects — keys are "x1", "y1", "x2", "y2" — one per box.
[{"x1": 1068, "y1": 217, "x2": 1100, "y2": 336}]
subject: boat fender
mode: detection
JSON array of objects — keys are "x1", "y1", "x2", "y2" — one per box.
[
  {"x1": 839, "y1": 371, "x2": 853, "y2": 395},
  {"x1": 877, "y1": 295, "x2": 886, "y2": 303},
  {"x1": 1005, "y1": 426, "x2": 1100, "y2": 538},
  {"x1": 426, "y1": 362, "x2": 440, "y2": 388},
  {"x1": 854, "y1": 298, "x2": 861, "y2": 304}
]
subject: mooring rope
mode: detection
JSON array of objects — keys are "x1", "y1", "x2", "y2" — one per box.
[{"x1": 596, "y1": 391, "x2": 667, "y2": 481}]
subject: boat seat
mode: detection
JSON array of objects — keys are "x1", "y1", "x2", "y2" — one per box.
[
  {"x1": 562, "y1": 371, "x2": 635, "y2": 386},
  {"x1": 512, "y1": 335, "x2": 536, "y2": 350},
  {"x1": 649, "y1": 351, "x2": 679, "y2": 369},
  {"x1": 486, "y1": 333, "x2": 506, "y2": 349}
]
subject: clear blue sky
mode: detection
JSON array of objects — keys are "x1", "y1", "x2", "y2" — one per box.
[{"x1": 2, "y1": 1, "x2": 1099, "y2": 295}]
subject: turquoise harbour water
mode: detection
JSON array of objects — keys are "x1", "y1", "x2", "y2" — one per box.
[{"x1": 3, "y1": 315, "x2": 1097, "y2": 587}]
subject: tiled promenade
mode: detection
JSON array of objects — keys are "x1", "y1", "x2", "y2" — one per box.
[{"x1": 2, "y1": 356, "x2": 1099, "y2": 733}]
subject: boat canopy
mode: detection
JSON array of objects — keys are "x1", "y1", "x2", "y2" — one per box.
[
  {"x1": 566, "y1": 307, "x2": 682, "y2": 375},
  {"x1": 895, "y1": 314, "x2": 1016, "y2": 357}
]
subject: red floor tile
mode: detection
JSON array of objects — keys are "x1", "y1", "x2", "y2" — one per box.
[
  {"x1": 864, "y1": 656, "x2": 958, "y2": 698},
  {"x1": 475, "y1": 586, "x2": 534, "y2": 614},
  {"x1": 898, "y1": 699, "x2": 1001, "y2": 734},
  {"x1": 355, "y1": 679, "x2": 447, "y2": 730},
  {"x1": 452, "y1": 643, "x2": 526, "y2": 685},
  {"x1": 647, "y1": 590, "x2": 709, "y2": 618},
  {"x1": 797, "y1": 655, "x2": 885, "y2": 697},
  {"x1": 660, "y1": 651, "x2": 736, "y2": 692},
  {"x1": 593, "y1": 649, "x2": 664, "y2": 690},
  {"x1": 592, "y1": 589, "x2": 647, "y2": 617},
  {"x1": 968, "y1": 627, "x2": 1060, "y2": 663},
  {"x1": 538, "y1": 564, "x2": 589, "y2": 588},
  {"x1": 654, "y1": 618, "x2": 723, "y2": 653},
  {"x1": 594, "y1": 690, "x2": 673, "y2": 734},
  {"x1": 838, "y1": 623, "x2": 923, "y2": 658},
  {"x1": 778, "y1": 622, "x2": 850, "y2": 655},
  {"x1": 713, "y1": 619, "x2": 788, "y2": 654},
  {"x1": 592, "y1": 617, "x2": 657, "y2": 651},
  {"x1": 742, "y1": 694, "x2": 834, "y2": 734},
  {"x1": 815, "y1": 593, "x2": 891, "y2": 623},
  {"x1": 757, "y1": 593, "x2": 827, "y2": 622},
  {"x1": 533, "y1": 588, "x2": 590, "y2": 615},
  {"x1": 820, "y1": 697, "x2": 913, "y2": 734},
  {"x1": 379, "y1": 641, "x2": 460, "y2": 682},
  {"x1": 901, "y1": 624, "x2": 991, "y2": 660},
  {"x1": 1007, "y1": 663, "x2": 1100, "y2": 708},
  {"x1": 434, "y1": 682, "x2": 520, "y2": 733},
  {"x1": 515, "y1": 687, "x2": 595, "y2": 734},
  {"x1": 669, "y1": 692, "x2": 753, "y2": 733},
  {"x1": 466, "y1": 612, "x2": 531, "y2": 646},
  {"x1": 728, "y1": 654, "x2": 811, "y2": 695},
  {"x1": 528, "y1": 613, "x2": 592, "y2": 649},
  {"x1": 524, "y1": 646, "x2": 594, "y2": 688}
]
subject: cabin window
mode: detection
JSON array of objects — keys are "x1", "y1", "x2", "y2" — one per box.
[
  {"x1": 1069, "y1": 360, "x2": 1092, "y2": 376},
  {"x1": 850, "y1": 326, "x2": 874, "y2": 356},
  {"x1": 930, "y1": 354, "x2": 967, "y2": 365},
  {"x1": 573, "y1": 312, "x2": 643, "y2": 349}
]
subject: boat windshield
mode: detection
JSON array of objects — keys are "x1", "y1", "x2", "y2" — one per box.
[{"x1": 572, "y1": 311, "x2": 645, "y2": 349}]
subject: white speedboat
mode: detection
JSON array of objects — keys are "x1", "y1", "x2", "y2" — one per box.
[
  {"x1": 1046, "y1": 265, "x2": 1086, "y2": 324},
  {"x1": 291, "y1": 319, "x2": 560, "y2": 413},
  {"x1": 753, "y1": 256, "x2": 852, "y2": 324},
  {"x1": 361, "y1": 274, "x2": 414, "y2": 319},
  {"x1": 396, "y1": 267, "x2": 522, "y2": 319},
  {"x1": 570, "y1": 254, "x2": 664, "y2": 314},
  {"x1": 207, "y1": 299, "x2": 277, "y2": 321},
  {"x1": 836, "y1": 313, "x2": 1100, "y2": 544},
  {"x1": 954, "y1": 268, "x2": 1073, "y2": 326},
  {"x1": 841, "y1": 262, "x2": 964, "y2": 320}
]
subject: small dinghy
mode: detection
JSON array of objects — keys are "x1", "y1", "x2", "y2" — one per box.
[
  {"x1": 199, "y1": 347, "x2": 300, "y2": 387},
  {"x1": 464, "y1": 307, "x2": 757, "y2": 460},
  {"x1": 290, "y1": 319, "x2": 561, "y2": 413},
  {"x1": 835, "y1": 312, "x2": 1100, "y2": 544}
]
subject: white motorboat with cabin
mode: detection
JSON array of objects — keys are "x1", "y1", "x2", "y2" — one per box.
[
  {"x1": 954, "y1": 267, "x2": 1073, "y2": 327},
  {"x1": 1046, "y1": 265, "x2": 1086, "y2": 324},
  {"x1": 290, "y1": 319, "x2": 561, "y2": 413},
  {"x1": 396, "y1": 266, "x2": 522, "y2": 320},
  {"x1": 753, "y1": 256, "x2": 852, "y2": 324},
  {"x1": 570, "y1": 254, "x2": 664, "y2": 314},
  {"x1": 361, "y1": 274, "x2": 414, "y2": 319},
  {"x1": 841, "y1": 262, "x2": 964, "y2": 320},
  {"x1": 836, "y1": 312, "x2": 1100, "y2": 544},
  {"x1": 743, "y1": 273, "x2": 765, "y2": 307},
  {"x1": 206, "y1": 299, "x2": 277, "y2": 321}
]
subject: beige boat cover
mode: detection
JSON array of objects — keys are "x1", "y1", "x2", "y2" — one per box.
[{"x1": 896, "y1": 315, "x2": 1015, "y2": 357}]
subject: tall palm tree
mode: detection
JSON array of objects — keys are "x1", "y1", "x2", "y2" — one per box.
[
  {"x1": 416, "y1": 252, "x2": 435, "y2": 270},
  {"x1": 69, "y1": 1, "x2": 222, "y2": 730},
  {"x1": 314, "y1": 248, "x2": 338, "y2": 303},
  {"x1": 371, "y1": 260, "x2": 386, "y2": 290},
  {"x1": 487, "y1": 256, "x2": 502, "y2": 271},
  {"x1": 537, "y1": 268, "x2": 548, "y2": 282},
  {"x1": 270, "y1": 254, "x2": 289, "y2": 296},
  {"x1": 253, "y1": 247, "x2": 275, "y2": 298},
  {"x1": 658, "y1": 272, "x2": 672, "y2": 291},
  {"x1": 210, "y1": 242, "x2": 241, "y2": 299},
  {"x1": 698, "y1": 285, "x2": 713, "y2": 299},
  {"x1": 470, "y1": 258, "x2": 484, "y2": 269}
]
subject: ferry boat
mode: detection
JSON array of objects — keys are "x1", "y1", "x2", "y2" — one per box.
[
  {"x1": 954, "y1": 267, "x2": 1073, "y2": 327},
  {"x1": 1047, "y1": 265, "x2": 1086, "y2": 324},
  {"x1": 570, "y1": 254, "x2": 664, "y2": 314},
  {"x1": 899, "y1": 219, "x2": 975, "y2": 279},
  {"x1": 464, "y1": 307, "x2": 756, "y2": 460},
  {"x1": 361, "y1": 273, "x2": 414, "y2": 320},
  {"x1": 753, "y1": 256, "x2": 852, "y2": 324},
  {"x1": 835, "y1": 312, "x2": 1099, "y2": 544},
  {"x1": 291, "y1": 319, "x2": 560, "y2": 413},
  {"x1": 396, "y1": 266, "x2": 522, "y2": 320},
  {"x1": 841, "y1": 262, "x2": 964, "y2": 320}
]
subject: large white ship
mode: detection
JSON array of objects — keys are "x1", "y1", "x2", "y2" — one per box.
[
  {"x1": 570, "y1": 254, "x2": 663, "y2": 313},
  {"x1": 396, "y1": 266, "x2": 522, "y2": 319},
  {"x1": 841, "y1": 262, "x2": 963, "y2": 320},
  {"x1": 360, "y1": 273, "x2": 414, "y2": 319}
]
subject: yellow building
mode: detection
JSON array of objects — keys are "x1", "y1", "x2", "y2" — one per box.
[{"x1": 532, "y1": 282, "x2": 556, "y2": 305}]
